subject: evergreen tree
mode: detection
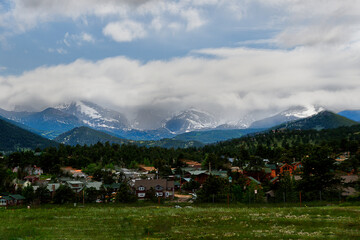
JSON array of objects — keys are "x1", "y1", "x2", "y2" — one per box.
[
  {"x1": 22, "y1": 185, "x2": 35, "y2": 204},
  {"x1": 115, "y1": 183, "x2": 137, "y2": 203},
  {"x1": 54, "y1": 185, "x2": 75, "y2": 204},
  {"x1": 299, "y1": 146, "x2": 340, "y2": 200}
]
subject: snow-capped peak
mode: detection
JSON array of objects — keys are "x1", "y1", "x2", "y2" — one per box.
[
  {"x1": 163, "y1": 108, "x2": 218, "y2": 134},
  {"x1": 55, "y1": 100, "x2": 129, "y2": 131},
  {"x1": 282, "y1": 105, "x2": 325, "y2": 118}
]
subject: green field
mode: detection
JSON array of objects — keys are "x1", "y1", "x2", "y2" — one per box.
[{"x1": 0, "y1": 204, "x2": 359, "y2": 239}]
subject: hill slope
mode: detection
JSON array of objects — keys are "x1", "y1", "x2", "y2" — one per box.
[
  {"x1": 0, "y1": 107, "x2": 83, "y2": 139},
  {"x1": 173, "y1": 128, "x2": 265, "y2": 144},
  {"x1": 0, "y1": 117, "x2": 57, "y2": 152},
  {"x1": 250, "y1": 105, "x2": 324, "y2": 129},
  {"x1": 54, "y1": 126, "x2": 130, "y2": 146},
  {"x1": 55, "y1": 126, "x2": 203, "y2": 148},
  {"x1": 273, "y1": 111, "x2": 358, "y2": 130}
]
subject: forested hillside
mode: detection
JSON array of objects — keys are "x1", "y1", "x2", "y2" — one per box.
[{"x1": 0, "y1": 117, "x2": 58, "y2": 152}]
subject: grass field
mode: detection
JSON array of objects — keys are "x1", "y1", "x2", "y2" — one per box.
[{"x1": 0, "y1": 204, "x2": 359, "y2": 239}]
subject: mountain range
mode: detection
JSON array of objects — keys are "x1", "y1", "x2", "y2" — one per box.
[{"x1": 1, "y1": 100, "x2": 360, "y2": 150}]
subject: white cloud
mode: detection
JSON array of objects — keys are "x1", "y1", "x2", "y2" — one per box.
[
  {"x1": 103, "y1": 21, "x2": 146, "y2": 42},
  {"x1": 63, "y1": 32, "x2": 95, "y2": 47},
  {"x1": 1, "y1": 44, "x2": 360, "y2": 120},
  {"x1": 0, "y1": 0, "x2": 241, "y2": 41},
  {"x1": 180, "y1": 8, "x2": 206, "y2": 31}
]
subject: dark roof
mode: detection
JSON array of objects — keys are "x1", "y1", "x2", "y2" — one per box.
[
  {"x1": 265, "y1": 163, "x2": 277, "y2": 170},
  {"x1": 0, "y1": 196, "x2": 12, "y2": 201},
  {"x1": 103, "y1": 183, "x2": 122, "y2": 189},
  {"x1": 9, "y1": 194, "x2": 26, "y2": 200},
  {"x1": 270, "y1": 177, "x2": 279, "y2": 183},
  {"x1": 248, "y1": 176, "x2": 261, "y2": 185},
  {"x1": 210, "y1": 170, "x2": 227, "y2": 177},
  {"x1": 134, "y1": 179, "x2": 174, "y2": 190}
]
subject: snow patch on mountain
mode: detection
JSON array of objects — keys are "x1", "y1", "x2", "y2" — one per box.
[
  {"x1": 56, "y1": 100, "x2": 129, "y2": 131},
  {"x1": 77, "y1": 102, "x2": 102, "y2": 119},
  {"x1": 163, "y1": 108, "x2": 218, "y2": 134},
  {"x1": 282, "y1": 105, "x2": 325, "y2": 118}
]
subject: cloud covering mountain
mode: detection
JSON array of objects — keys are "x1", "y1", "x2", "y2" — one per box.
[{"x1": 1, "y1": 1, "x2": 360, "y2": 121}]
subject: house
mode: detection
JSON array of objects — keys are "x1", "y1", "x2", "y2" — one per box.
[
  {"x1": 103, "y1": 183, "x2": 122, "y2": 192},
  {"x1": 292, "y1": 162, "x2": 303, "y2": 174},
  {"x1": 231, "y1": 166, "x2": 243, "y2": 173},
  {"x1": 0, "y1": 195, "x2": 13, "y2": 207},
  {"x1": 133, "y1": 179, "x2": 174, "y2": 199},
  {"x1": 23, "y1": 165, "x2": 44, "y2": 176},
  {"x1": 341, "y1": 175, "x2": 359, "y2": 197},
  {"x1": 0, "y1": 194, "x2": 25, "y2": 207},
  {"x1": 66, "y1": 181, "x2": 85, "y2": 193},
  {"x1": 61, "y1": 167, "x2": 87, "y2": 178},
  {"x1": 264, "y1": 163, "x2": 277, "y2": 178},
  {"x1": 336, "y1": 152, "x2": 350, "y2": 162},
  {"x1": 184, "y1": 170, "x2": 209, "y2": 184},
  {"x1": 138, "y1": 165, "x2": 157, "y2": 173},
  {"x1": 247, "y1": 176, "x2": 262, "y2": 187},
  {"x1": 181, "y1": 159, "x2": 202, "y2": 169},
  {"x1": 85, "y1": 181, "x2": 103, "y2": 191},
  {"x1": 278, "y1": 163, "x2": 293, "y2": 175},
  {"x1": 24, "y1": 176, "x2": 39, "y2": 183},
  {"x1": 32, "y1": 166, "x2": 43, "y2": 175},
  {"x1": 9, "y1": 194, "x2": 26, "y2": 205},
  {"x1": 118, "y1": 168, "x2": 142, "y2": 180},
  {"x1": 210, "y1": 170, "x2": 228, "y2": 178},
  {"x1": 46, "y1": 183, "x2": 61, "y2": 198}
]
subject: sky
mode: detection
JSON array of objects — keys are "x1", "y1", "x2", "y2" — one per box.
[{"x1": 1, "y1": 0, "x2": 360, "y2": 123}]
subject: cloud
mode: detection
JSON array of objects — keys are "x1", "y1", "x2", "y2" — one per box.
[
  {"x1": 48, "y1": 48, "x2": 67, "y2": 55},
  {"x1": 180, "y1": 8, "x2": 206, "y2": 31},
  {"x1": 0, "y1": 0, "x2": 242, "y2": 42},
  {"x1": 1, "y1": 44, "x2": 360, "y2": 121},
  {"x1": 103, "y1": 21, "x2": 146, "y2": 42},
  {"x1": 63, "y1": 32, "x2": 95, "y2": 47},
  {"x1": 258, "y1": 0, "x2": 360, "y2": 48}
]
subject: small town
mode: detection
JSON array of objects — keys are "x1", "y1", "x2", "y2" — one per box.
[{"x1": 1, "y1": 150, "x2": 358, "y2": 207}]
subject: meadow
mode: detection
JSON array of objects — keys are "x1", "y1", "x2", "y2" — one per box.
[{"x1": 0, "y1": 204, "x2": 359, "y2": 239}]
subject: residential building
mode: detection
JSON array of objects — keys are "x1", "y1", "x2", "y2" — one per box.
[{"x1": 133, "y1": 179, "x2": 174, "y2": 199}]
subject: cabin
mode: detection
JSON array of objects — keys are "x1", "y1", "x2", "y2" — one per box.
[
  {"x1": 278, "y1": 163, "x2": 293, "y2": 175},
  {"x1": 292, "y1": 162, "x2": 303, "y2": 174},
  {"x1": 264, "y1": 163, "x2": 277, "y2": 178}
]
